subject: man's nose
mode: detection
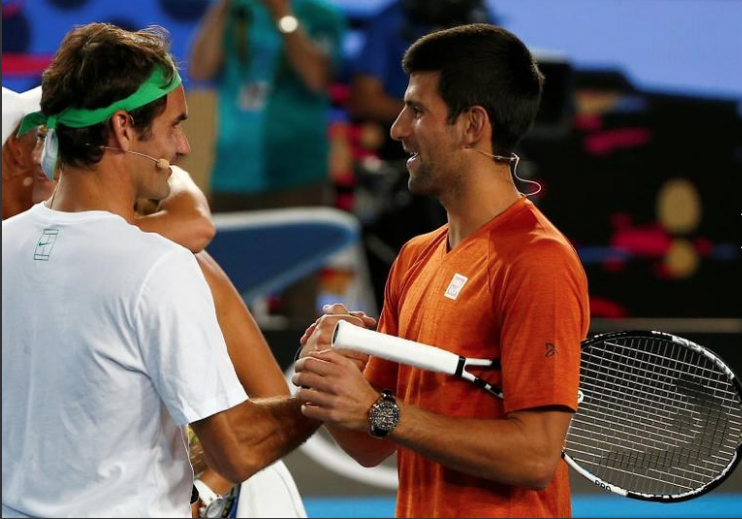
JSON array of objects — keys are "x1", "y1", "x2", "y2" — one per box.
[
  {"x1": 390, "y1": 110, "x2": 409, "y2": 142},
  {"x1": 177, "y1": 130, "x2": 191, "y2": 157}
]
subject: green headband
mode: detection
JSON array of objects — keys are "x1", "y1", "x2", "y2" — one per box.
[{"x1": 18, "y1": 66, "x2": 181, "y2": 136}]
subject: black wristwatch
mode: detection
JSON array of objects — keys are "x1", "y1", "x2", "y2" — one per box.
[{"x1": 368, "y1": 389, "x2": 400, "y2": 438}]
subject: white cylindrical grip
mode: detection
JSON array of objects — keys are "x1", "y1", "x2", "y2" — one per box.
[{"x1": 331, "y1": 320, "x2": 460, "y2": 375}]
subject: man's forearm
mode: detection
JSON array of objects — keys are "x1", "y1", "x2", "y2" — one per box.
[
  {"x1": 232, "y1": 397, "x2": 320, "y2": 479},
  {"x1": 325, "y1": 424, "x2": 396, "y2": 467},
  {"x1": 249, "y1": 396, "x2": 320, "y2": 450},
  {"x1": 320, "y1": 397, "x2": 563, "y2": 489},
  {"x1": 194, "y1": 396, "x2": 320, "y2": 485},
  {"x1": 267, "y1": 3, "x2": 331, "y2": 93},
  {"x1": 189, "y1": 0, "x2": 230, "y2": 81},
  {"x1": 388, "y1": 403, "x2": 571, "y2": 490},
  {"x1": 134, "y1": 204, "x2": 215, "y2": 252},
  {"x1": 134, "y1": 167, "x2": 215, "y2": 252},
  {"x1": 196, "y1": 251, "x2": 289, "y2": 397}
]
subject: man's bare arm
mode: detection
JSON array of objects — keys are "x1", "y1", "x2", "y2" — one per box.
[
  {"x1": 134, "y1": 166, "x2": 215, "y2": 252},
  {"x1": 295, "y1": 350, "x2": 573, "y2": 490},
  {"x1": 191, "y1": 397, "x2": 319, "y2": 484}
]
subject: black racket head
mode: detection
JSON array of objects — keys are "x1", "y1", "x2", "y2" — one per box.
[{"x1": 563, "y1": 330, "x2": 742, "y2": 502}]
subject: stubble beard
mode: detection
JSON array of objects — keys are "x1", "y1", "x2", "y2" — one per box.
[{"x1": 408, "y1": 161, "x2": 438, "y2": 197}]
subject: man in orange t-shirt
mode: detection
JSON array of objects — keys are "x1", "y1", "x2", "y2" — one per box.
[{"x1": 294, "y1": 24, "x2": 589, "y2": 518}]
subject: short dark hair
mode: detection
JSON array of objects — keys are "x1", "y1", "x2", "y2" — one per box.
[
  {"x1": 40, "y1": 23, "x2": 178, "y2": 169},
  {"x1": 402, "y1": 23, "x2": 544, "y2": 155}
]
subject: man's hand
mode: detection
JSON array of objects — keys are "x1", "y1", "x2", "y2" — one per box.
[
  {"x1": 293, "y1": 350, "x2": 380, "y2": 431},
  {"x1": 300, "y1": 303, "x2": 376, "y2": 344},
  {"x1": 297, "y1": 303, "x2": 376, "y2": 370}
]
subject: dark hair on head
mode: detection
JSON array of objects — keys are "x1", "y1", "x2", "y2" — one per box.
[
  {"x1": 40, "y1": 23, "x2": 178, "y2": 169},
  {"x1": 402, "y1": 23, "x2": 544, "y2": 155}
]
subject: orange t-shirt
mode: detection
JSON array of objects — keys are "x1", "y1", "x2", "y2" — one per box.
[{"x1": 365, "y1": 198, "x2": 590, "y2": 518}]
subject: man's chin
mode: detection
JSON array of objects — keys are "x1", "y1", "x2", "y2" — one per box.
[
  {"x1": 157, "y1": 186, "x2": 172, "y2": 201},
  {"x1": 408, "y1": 176, "x2": 435, "y2": 197}
]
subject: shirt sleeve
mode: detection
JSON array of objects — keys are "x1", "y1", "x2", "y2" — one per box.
[
  {"x1": 495, "y1": 239, "x2": 590, "y2": 414},
  {"x1": 134, "y1": 248, "x2": 247, "y2": 425}
]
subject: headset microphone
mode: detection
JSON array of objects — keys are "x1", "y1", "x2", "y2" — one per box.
[
  {"x1": 470, "y1": 147, "x2": 542, "y2": 197},
  {"x1": 101, "y1": 146, "x2": 170, "y2": 170}
]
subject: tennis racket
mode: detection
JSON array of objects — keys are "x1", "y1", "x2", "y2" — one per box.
[{"x1": 331, "y1": 320, "x2": 742, "y2": 502}]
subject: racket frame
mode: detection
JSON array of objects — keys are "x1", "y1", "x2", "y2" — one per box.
[
  {"x1": 331, "y1": 322, "x2": 742, "y2": 502},
  {"x1": 564, "y1": 330, "x2": 742, "y2": 502}
]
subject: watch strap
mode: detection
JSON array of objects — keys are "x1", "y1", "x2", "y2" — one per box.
[
  {"x1": 378, "y1": 389, "x2": 393, "y2": 402},
  {"x1": 193, "y1": 478, "x2": 220, "y2": 508}
]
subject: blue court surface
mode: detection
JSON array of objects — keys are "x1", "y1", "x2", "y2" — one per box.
[{"x1": 304, "y1": 494, "x2": 742, "y2": 518}]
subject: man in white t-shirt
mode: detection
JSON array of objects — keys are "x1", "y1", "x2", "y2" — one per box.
[{"x1": 1, "y1": 23, "x2": 319, "y2": 518}]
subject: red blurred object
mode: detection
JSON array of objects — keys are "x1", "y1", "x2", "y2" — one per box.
[
  {"x1": 330, "y1": 83, "x2": 350, "y2": 105},
  {"x1": 334, "y1": 192, "x2": 354, "y2": 212},
  {"x1": 584, "y1": 128, "x2": 651, "y2": 155},
  {"x1": 653, "y1": 262, "x2": 673, "y2": 279},
  {"x1": 2, "y1": 0, "x2": 26, "y2": 18},
  {"x1": 611, "y1": 223, "x2": 672, "y2": 258},
  {"x1": 590, "y1": 297, "x2": 628, "y2": 318},
  {"x1": 2, "y1": 53, "x2": 54, "y2": 76},
  {"x1": 693, "y1": 237, "x2": 714, "y2": 257},
  {"x1": 573, "y1": 114, "x2": 603, "y2": 132},
  {"x1": 602, "y1": 258, "x2": 626, "y2": 273}
]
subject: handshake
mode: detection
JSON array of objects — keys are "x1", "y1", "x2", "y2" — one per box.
[
  {"x1": 292, "y1": 303, "x2": 386, "y2": 433},
  {"x1": 297, "y1": 303, "x2": 376, "y2": 365}
]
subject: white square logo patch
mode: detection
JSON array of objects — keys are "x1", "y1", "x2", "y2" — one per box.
[{"x1": 444, "y1": 273, "x2": 468, "y2": 300}]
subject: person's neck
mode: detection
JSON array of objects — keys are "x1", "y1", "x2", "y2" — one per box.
[
  {"x1": 443, "y1": 163, "x2": 521, "y2": 251},
  {"x1": 47, "y1": 163, "x2": 136, "y2": 223}
]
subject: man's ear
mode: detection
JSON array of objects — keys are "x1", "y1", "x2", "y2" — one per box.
[
  {"x1": 462, "y1": 105, "x2": 491, "y2": 149},
  {"x1": 109, "y1": 110, "x2": 135, "y2": 151}
]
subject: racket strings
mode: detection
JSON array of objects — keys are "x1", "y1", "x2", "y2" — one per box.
[
  {"x1": 578, "y1": 362, "x2": 741, "y2": 434},
  {"x1": 582, "y1": 347, "x2": 741, "y2": 403},
  {"x1": 585, "y1": 341, "x2": 741, "y2": 491},
  {"x1": 577, "y1": 355, "x2": 741, "y2": 448},
  {"x1": 565, "y1": 335, "x2": 742, "y2": 497}
]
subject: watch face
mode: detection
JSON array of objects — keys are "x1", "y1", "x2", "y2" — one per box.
[
  {"x1": 373, "y1": 399, "x2": 400, "y2": 432},
  {"x1": 204, "y1": 497, "x2": 227, "y2": 519}
]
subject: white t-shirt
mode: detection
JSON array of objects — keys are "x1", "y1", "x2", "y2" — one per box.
[{"x1": 2, "y1": 204, "x2": 248, "y2": 518}]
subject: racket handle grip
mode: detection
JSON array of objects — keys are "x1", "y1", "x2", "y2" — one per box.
[{"x1": 332, "y1": 320, "x2": 460, "y2": 376}]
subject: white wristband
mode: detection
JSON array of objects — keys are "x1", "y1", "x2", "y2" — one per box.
[{"x1": 193, "y1": 478, "x2": 220, "y2": 508}]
